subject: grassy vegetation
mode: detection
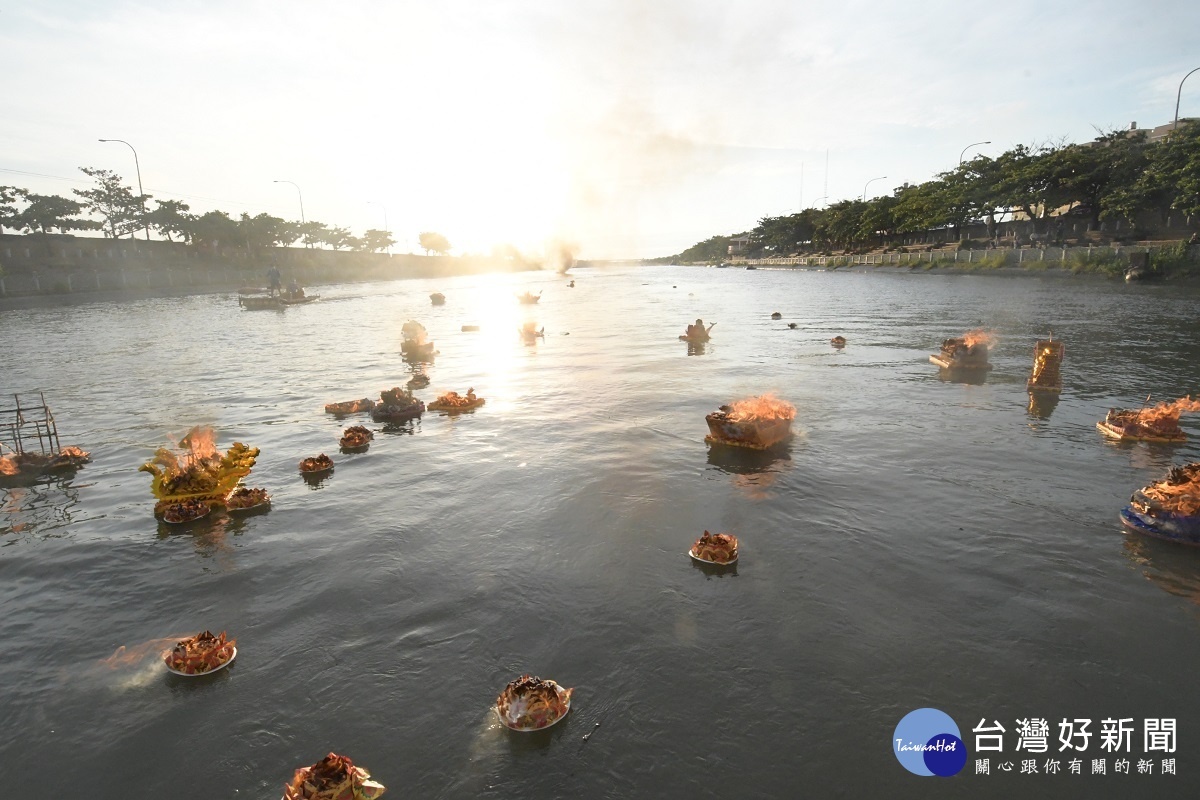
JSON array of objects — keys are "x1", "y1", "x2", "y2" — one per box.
[{"x1": 1067, "y1": 250, "x2": 1127, "y2": 277}]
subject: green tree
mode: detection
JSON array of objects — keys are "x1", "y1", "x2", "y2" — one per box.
[
  {"x1": 297, "y1": 221, "x2": 330, "y2": 249},
  {"x1": 359, "y1": 228, "x2": 395, "y2": 253},
  {"x1": 675, "y1": 235, "x2": 732, "y2": 262},
  {"x1": 8, "y1": 191, "x2": 99, "y2": 254},
  {"x1": 418, "y1": 231, "x2": 452, "y2": 255},
  {"x1": 322, "y1": 226, "x2": 355, "y2": 250},
  {"x1": 145, "y1": 199, "x2": 193, "y2": 243},
  {"x1": 188, "y1": 210, "x2": 240, "y2": 249},
  {"x1": 0, "y1": 185, "x2": 20, "y2": 232},
  {"x1": 239, "y1": 212, "x2": 293, "y2": 251},
  {"x1": 73, "y1": 167, "x2": 148, "y2": 239}
]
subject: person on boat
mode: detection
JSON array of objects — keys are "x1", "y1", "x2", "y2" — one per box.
[
  {"x1": 267, "y1": 265, "x2": 281, "y2": 296},
  {"x1": 286, "y1": 279, "x2": 305, "y2": 300},
  {"x1": 685, "y1": 319, "x2": 715, "y2": 340}
]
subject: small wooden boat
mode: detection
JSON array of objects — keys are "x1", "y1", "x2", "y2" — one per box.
[
  {"x1": 1027, "y1": 337, "x2": 1063, "y2": 393},
  {"x1": 279, "y1": 294, "x2": 319, "y2": 305},
  {"x1": 324, "y1": 398, "x2": 376, "y2": 415},
  {"x1": 517, "y1": 291, "x2": 542, "y2": 304},
  {"x1": 704, "y1": 407, "x2": 792, "y2": 450},
  {"x1": 430, "y1": 292, "x2": 446, "y2": 305},
  {"x1": 238, "y1": 295, "x2": 283, "y2": 310}
]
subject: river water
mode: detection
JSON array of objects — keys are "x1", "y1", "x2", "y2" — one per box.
[{"x1": 2, "y1": 265, "x2": 1199, "y2": 798}]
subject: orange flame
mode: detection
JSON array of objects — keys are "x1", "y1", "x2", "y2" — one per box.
[
  {"x1": 0, "y1": 455, "x2": 17, "y2": 476},
  {"x1": 178, "y1": 426, "x2": 219, "y2": 466},
  {"x1": 1138, "y1": 396, "x2": 1200, "y2": 426},
  {"x1": 726, "y1": 393, "x2": 796, "y2": 423},
  {"x1": 962, "y1": 329, "x2": 997, "y2": 349}
]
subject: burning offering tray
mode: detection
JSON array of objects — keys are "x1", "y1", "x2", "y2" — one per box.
[
  {"x1": 930, "y1": 330, "x2": 994, "y2": 370},
  {"x1": 163, "y1": 631, "x2": 237, "y2": 676},
  {"x1": 339, "y1": 425, "x2": 374, "y2": 450},
  {"x1": 705, "y1": 394, "x2": 795, "y2": 450},
  {"x1": 324, "y1": 398, "x2": 376, "y2": 415},
  {"x1": 283, "y1": 752, "x2": 386, "y2": 800},
  {"x1": 1120, "y1": 463, "x2": 1200, "y2": 545},
  {"x1": 1027, "y1": 337, "x2": 1064, "y2": 392},
  {"x1": 1097, "y1": 396, "x2": 1198, "y2": 443},
  {"x1": 139, "y1": 427, "x2": 259, "y2": 511},
  {"x1": 428, "y1": 389, "x2": 485, "y2": 412},
  {"x1": 689, "y1": 531, "x2": 739, "y2": 565},
  {"x1": 372, "y1": 387, "x2": 425, "y2": 422},
  {"x1": 495, "y1": 674, "x2": 573, "y2": 731}
]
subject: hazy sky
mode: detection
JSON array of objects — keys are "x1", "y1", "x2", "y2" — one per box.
[{"x1": 2, "y1": 1, "x2": 1198, "y2": 258}]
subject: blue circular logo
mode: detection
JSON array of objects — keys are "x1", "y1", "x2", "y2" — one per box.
[{"x1": 893, "y1": 708, "x2": 967, "y2": 777}]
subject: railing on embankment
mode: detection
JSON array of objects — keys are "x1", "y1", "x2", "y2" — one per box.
[{"x1": 725, "y1": 245, "x2": 1172, "y2": 269}]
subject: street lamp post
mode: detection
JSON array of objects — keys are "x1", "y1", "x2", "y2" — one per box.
[
  {"x1": 274, "y1": 180, "x2": 306, "y2": 224},
  {"x1": 98, "y1": 138, "x2": 150, "y2": 241},
  {"x1": 812, "y1": 195, "x2": 829, "y2": 208},
  {"x1": 369, "y1": 201, "x2": 391, "y2": 256},
  {"x1": 959, "y1": 141, "x2": 992, "y2": 165},
  {"x1": 862, "y1": 176, "x2": 887, "y2": 202},
  {"x1": 1175, "y1": 67, "x2": 1200, "y2": 131}
]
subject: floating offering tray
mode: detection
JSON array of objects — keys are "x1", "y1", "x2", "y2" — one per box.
[
  {"x1": 929, "y1": 337, "x2": 992, "y2": 370},
  {"x1": 163, "y1": 631, "x2": 236, "y2": 676},
  {"x1": 324, "y1": 398, "x2": 376, "y2": 415},
  {"x1": 689, "y1": 531, "x2": 739, "y2": 565},
  {"x1": 427, "y1": 390, "x2": 484, "y2": 412},
  {"x1": 495, "y1": 675, "x2": 572, "y2": 732},
  {"x1": 299, "y1": 454, "x2": 334, "y2": 474},
  {"x1": 283, "y1": 752, "x2": 386, "y2": 800},
  {"x1": 225, "y1": 487, "x2": 271, "y2": 513},
  {"x1": 705, "y1": 409, "x2": 792, "y2": 450}
]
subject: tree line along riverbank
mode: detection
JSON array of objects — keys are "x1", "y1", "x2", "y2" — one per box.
[{"x1": 0, "y1": 234, "x2": 543, "y2": 299}]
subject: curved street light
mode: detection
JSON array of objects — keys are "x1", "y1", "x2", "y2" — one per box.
[
  {"x1": 98, "y1": 138, "x2": 149, "y2": 241},
  {"x1": 959, "y1": 140, "x2": 991, "y2": 165},
  {"x1": 862, "y1": 176, "x2": 887, "y2": 202},
  {"x1": 1175, "y1": 66, "x2": 1200, "y2": 131},
  {"x1": 274, "y1": 180, "x2": 306, "y2": 224},
  {"x1": 812, "y1": 195, "x2": 829, "y2": 208}
]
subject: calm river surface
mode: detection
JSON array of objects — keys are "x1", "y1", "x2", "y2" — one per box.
[{"x1": 2, "y1": 265, "x2": 1200, "y2": 798}]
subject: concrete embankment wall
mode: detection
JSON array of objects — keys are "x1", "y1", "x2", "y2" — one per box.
[
  {"x1": 729, "y1": 243, "x2": 1193, "y2": 269},
  {"x1": 0, "y1": 235, "x2": 535, "y2": 297}
]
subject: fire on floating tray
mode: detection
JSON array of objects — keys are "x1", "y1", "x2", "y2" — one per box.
[
  {"x1": 139, "y1": 427, "x2": 259, "y2": 512},
  {"x1": 299, "y1": 454, "x2": 334, "y2": 474},
  {"x1": 689, "y1": 531, "x2": 739, "y2": 565},
  {"x1": 371, "y1": 387, "x2": 425, "y2": 422},
  {"x1": 929, "y1": 329, "x2": 995, "y2": 370},
  {"x1": 340, "y1": 425, "x2": 374, "y2": 449},
  {"x1": 705, "y1": 394, "x2": 795, "y2": 450},
  {"x1": 324, "y1": 398, "x2": 376, "y2": 415},
  {"x1": 1027, "y1": 336, "x2": 1064, "y2": 393},
  {"x1": 163, "y1": 630, "x2": 236, "y2": 676},
  {"x1": 1120, "y1": 463, "x2": 1200, "y2": 545},
  {"x1": 428, "y1": 388, "x2": 485, "y2": 412},
  {"x1": 1097, "y1": 396, "x2": 1199, "y2": 443},
  {"x1": 495, "y1": 674, "x2": 573, "y2": 732},
  {"x1": 0, "y1": 446, "x2": 90, "y2": 482},
  {"x1": 283, "y1": 752, "x2": 386, "y2": 800}
]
